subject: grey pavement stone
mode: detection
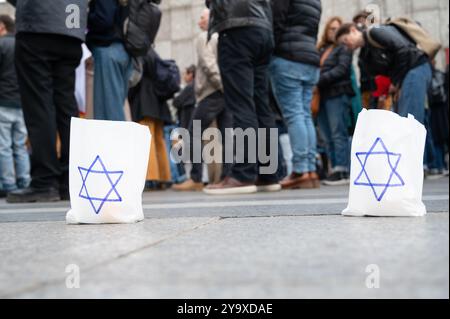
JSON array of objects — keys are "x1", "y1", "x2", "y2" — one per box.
[
  {"x1": 5, "y1": 214, "x2": 449, "y2": 299},
  {"x1": 0, "y1": 178, "x2": 448, "y2": 299}
]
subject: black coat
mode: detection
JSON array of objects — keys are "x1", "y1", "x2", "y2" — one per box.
[
  {"x1": 87, "y1": 0, "x2": 128, "y2": 48},
  {"x1": 0, "y1": 34, "x2": 20, "y2": 108},
  {"x1": 129, "y1": 49, "x2": 173, "y2": 124},
  {"x1": 206, "y1": 0, "x2": 273, "y2": 38},
  {"x1": 361, "y1": 25, "x2": 428, "y2": 86},
  {"x1": 272, "y1": 0, "x2": 322, "y2": 67},
  {"x1": 318, "y1": 45, "x2": 354, "y2": 99},
  {"x1": 173, "y1": 83, "x2": 196, "y2": 129}
]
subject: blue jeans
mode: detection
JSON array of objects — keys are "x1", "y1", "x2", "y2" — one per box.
[
  {"x1": 164, "y1": 125, "x2": 186, "y2": 184},
  {"x1": 0, "y1": 107, "x2": 31, "y2": 191},
  {"x1": 318, "y1": 95, "x2": 351, "y2": 172},
  {"x1": 270, "y1": 57, "x2": 320, "y2": 173},
  {"x1": 398, "y1": 63, "x2": 432, "y2": 124},
  {"x1": 92, "y1": 43, "x2": 132, "y2": 121}
]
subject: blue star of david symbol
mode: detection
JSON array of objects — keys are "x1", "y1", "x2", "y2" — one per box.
[
  {"x1": 78, "y1": 155, "x2": 124, "y2": 214},
  {"x1": 354, "y1": 137, "x2": 405, "y2": 202}
]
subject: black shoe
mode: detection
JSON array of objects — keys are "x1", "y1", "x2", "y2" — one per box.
[
  {"x1": 0, "y1": 190, "x2": 7, "y2": 199},
  {"x1": 322, "y1": 172, "x2": 350, "y2": 186},
  {"x1": 6, "y1": 187, "x2": 60, "y2": 203}
]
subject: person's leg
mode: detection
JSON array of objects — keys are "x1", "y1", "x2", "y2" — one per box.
[
  {"x1": 270, "y1": 58, "x2": 309, "y2": 175},
  {"x1": 11, "y1": 108, "x2": 30, "y2": 189},
  {"x1": 301, "y1": 66, "x2": 320, "y2": 173},
  {"x1": 253, "y1": 48, "x2": 279, "y2": 185},
  {"x1": 218, "y1": 28, "x2": 259, "y2": 183},
  {"x1": 52, "y1": 37, "x2": 83, "y2": 197},
  {"x1": 325, "y1": 95, "x2": 351, "y2": 173},
  {"x1": 317, "y1": 100, "x2": 335, "y2": 168},
  {"x1": 0, "y1": 107, "x2": 16, "y2": 191},
  {"x1": 216, "y1": 99, "x2": 233, "y2": 181},
  {"x1": 188, "y1": 95, "x2": 220, "y2": 183},
  {"x1": 93, "y1": 43, "x2": 131, "y2": 121},
  {"x1": 14, "y1": 34, "x2": 60, "y2": 192},
  {"x1": 397, "y1": 63, "x2": 433, "y2": 124}
]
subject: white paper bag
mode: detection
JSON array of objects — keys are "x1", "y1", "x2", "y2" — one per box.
[
  {"x1": 343, "y1": 109, "x2": 427, "y2": 217},
  {"x1": 66, "y1": 118, "x2": 151, "y2": 224}
]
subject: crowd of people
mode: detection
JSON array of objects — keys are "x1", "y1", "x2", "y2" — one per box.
[{"x1": 0, "y1": 0, "x2": 448, "y2": 203}]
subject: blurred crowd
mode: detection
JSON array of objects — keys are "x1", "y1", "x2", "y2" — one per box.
[{"x1": 0, "y1": 0, "x2": 448, "y2": 203}]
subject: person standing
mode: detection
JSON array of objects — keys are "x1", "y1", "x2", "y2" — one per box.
[
  {"x1": 270, "y1": 0, "x2": 322, "y2": 189},
  {"x1": 316, "y1": 17, "x2": 354, "y2": 186},
  {"x1": 0, "y1": 15, "x2": 30, "y2": 198},
  {"x1": 86, "y1": 0, "x2": 132, "y2": 121},
  {"x1": 204, "y1": 0, "x2": 281, "y2": 195},
  {"x1": 173, "y1": 8, "x2": 232, "y2": 192},
  {"x1": 6, "y1": 0, "x2": 87, "y2": 203}
]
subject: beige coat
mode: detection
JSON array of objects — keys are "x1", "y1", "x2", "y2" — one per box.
[{"x1": 195, "y1": 32, "x2": 223, "y2": 103}]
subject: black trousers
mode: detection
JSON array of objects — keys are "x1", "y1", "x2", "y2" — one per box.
[
  {"x1": 15, "y1": 33, "x2": 82, "y2": 190},
  {"x1": 218, "y1": 27, "x2": 278, "y2": 183},
  {"x1": 189, "y1": 91, "x2": 233, "y2": 183}
]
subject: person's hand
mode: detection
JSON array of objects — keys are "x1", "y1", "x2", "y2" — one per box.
[{"x1": 388, "y1": 84, "x2": 398, "y2": 94}]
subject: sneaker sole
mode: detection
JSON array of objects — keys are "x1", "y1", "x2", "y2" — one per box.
[
  {"x1": 203, "y1": 185, "x2": 258, "y2": 195},
  {"x1": 172, "y1": 186, "x2": 204, "y2": 192},
  {"x1": 425, "y1": 175, "x2": 445, "y2": 181},
  {"x1": 256, "y1": 184, "x2": 282, "y2": 192},
  {"x1": 322, "y1": 179, "x2": 350, "y2": 186}
]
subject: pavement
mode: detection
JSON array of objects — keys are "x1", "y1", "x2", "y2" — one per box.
[{"x1": 0, "y1": 178, "x2": 448, "y2": 299}]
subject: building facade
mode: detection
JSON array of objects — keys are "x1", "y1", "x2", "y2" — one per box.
[{"x1": 1, "y1": 0, "x2": 449, "y2": 69}]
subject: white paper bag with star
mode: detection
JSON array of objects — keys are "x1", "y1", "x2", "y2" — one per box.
[
  {"x1": 343, "y1": 109, "x2": 427, "y2": 217},
  {"x1": 66, "y1": 118, "x2": 151, "y2": 224}
]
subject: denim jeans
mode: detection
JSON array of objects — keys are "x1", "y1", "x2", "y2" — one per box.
[
  {"x1": 398, "y1": 62, "x2": 432, "y2": 124},
  {"x1": 317, "y1": 95, "x2": 351, "y2": 173},
  {"x1": 92, "y1": 42, "x2": 132, "y2": 121},
  {"x1": 164, "y1": 125, "x2": 187, "y2": 184},
  {"x1": 270, "y1": 57, "x2": 320, "y2": 173},
  {"x1": 0, "y1": 107, "x2": 31, "y2": 191}
]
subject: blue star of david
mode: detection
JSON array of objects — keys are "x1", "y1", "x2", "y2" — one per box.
[
  {"x1": 354, "y1": 137, "x2": 405, "y2": 202},
  {"x1": 78, "y1": 155, "x2": 124, "y2": 214}
]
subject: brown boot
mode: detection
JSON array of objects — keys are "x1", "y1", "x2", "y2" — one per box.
[
  {"x1": 280, "y1": 173, "x2": 314, "y2": 190},
  {"x1": 309, "y1": 172, "x2": 321, "y2": 189},
  {"x1": 172, "y1": 179, "x2": 204, "y2": 192}
]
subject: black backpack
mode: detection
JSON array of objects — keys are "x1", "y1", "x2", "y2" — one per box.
[
  {"x1": 153, "y1": 56, "x2": 181, "y2": 100},
  {"x1": 122, "y1": 0, "x2": 162, "y2": 57}
]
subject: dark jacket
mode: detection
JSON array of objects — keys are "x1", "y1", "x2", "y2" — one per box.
[
  {"x1": 318, "y1": 45, "x2": 354, "y2": 99},
  {"x1": 128, "y1": 49, "x2": 173, "y2": 124},
  {"x1": 361, "y1": 25, "x2": 428, "y2": 86},
  {"x1": 7, "y1": 0, "x2": 87, "y2": 42},
  {"x1": 428, "y1": 68, "x2": 449, "y2": 145},
  {"x1": 173, "y1": 83, "x2": 196, "y2": 129},
  {"x1": 358, "y1": 55, "x2": 376, "y2": 92},
  {"x1": 272, "y1": 0, "x2": 322, "y2": 67},
  {"x1": 86, "y1": 0, "x2": 128, "y2": 48},
  {"x1": 0, "y1": 34, "x2": 20, "y2": 108},
  {"x1": 205, "y1": 0, "x2": 273, "y2": 38}
]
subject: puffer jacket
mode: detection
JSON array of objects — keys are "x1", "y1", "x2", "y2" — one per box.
[
  {"x1": 318, "y1": 44, "x2": 355, "y2": 99},
  {"x1": 272, "y1": 0, "x2": 322, "y2": 66},
  {"x1": 205, "y1": 0, "x2": 273, "y2": 38},
  {"x1": 361, "y1": 25, "x2": 428, "y2": 86}
]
